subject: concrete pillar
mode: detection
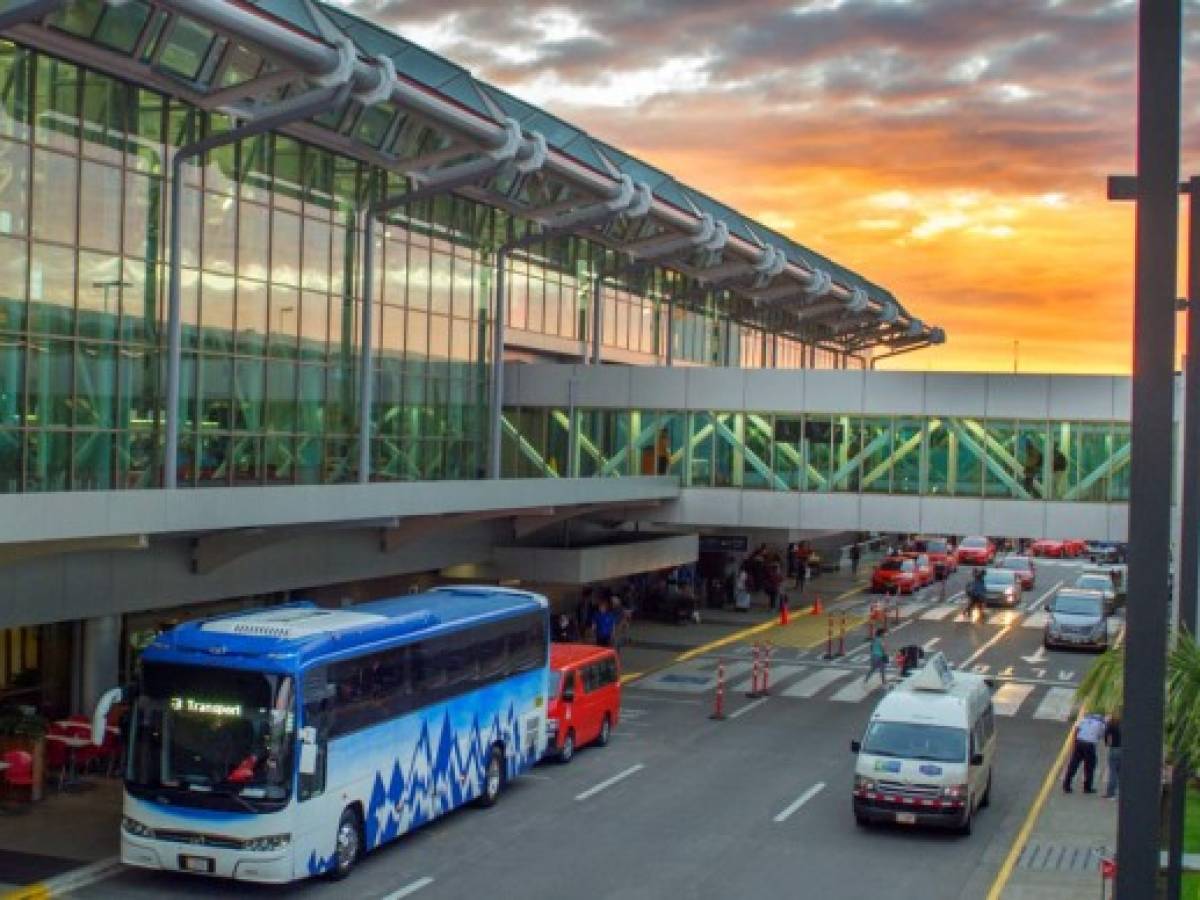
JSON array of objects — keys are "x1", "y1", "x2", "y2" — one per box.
[{"x1": 80, "y1": 615, "x2": 121, "y2": 714}]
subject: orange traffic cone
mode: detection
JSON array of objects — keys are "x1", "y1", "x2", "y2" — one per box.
[
  {"x1": 780, "y1": 597, "x2": 790, "y2": 625},
  {"x1": 811, "y1": 595, "x2": 824, "y2": 616}
]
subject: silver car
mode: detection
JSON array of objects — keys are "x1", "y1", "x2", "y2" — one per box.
[
  {"x1": 981, "y1": 568, "x2": 1021, "y2": 606},
  {"x1": 1044, "y1": 589, "x2": 1108, "y2": 651},
  {"x1": 1073, "y1": 572, "x2": 1117, "y2": 615}
]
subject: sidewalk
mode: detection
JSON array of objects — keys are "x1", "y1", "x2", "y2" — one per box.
[{"x1": 996, "y1": 729, "x2": 1118, "y2": 900}]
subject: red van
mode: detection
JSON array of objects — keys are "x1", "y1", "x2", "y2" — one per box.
[{"x1": 546, "y1": 644, "x2": 622, "y2": 763}]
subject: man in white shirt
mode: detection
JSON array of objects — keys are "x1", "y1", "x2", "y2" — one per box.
[{"x1": 1063, "y1": 712, "x2": 1106, "y2": 794}]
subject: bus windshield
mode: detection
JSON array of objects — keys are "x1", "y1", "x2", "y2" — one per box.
[{"x1": 127, "y1": 662, "x2": 295, "y2": 810}]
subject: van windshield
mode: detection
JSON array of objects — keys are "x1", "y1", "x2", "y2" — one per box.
[{"x1": 861, "y1": 721, "x2": 967, "y2": 763}]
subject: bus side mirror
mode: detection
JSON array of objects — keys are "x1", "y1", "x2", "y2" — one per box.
[
  {"x1": 970, "y1": 753, "x2": 985, "y2": 767},
  {"x1": 298, "y1": 726, "x2": 318, "y2": 776},
  {"x1": 850, "y1": 739, "x2": 861, "y2": 753},
  {"x1": 92, "y1": 686, "x2": 125, "y2": 747}
]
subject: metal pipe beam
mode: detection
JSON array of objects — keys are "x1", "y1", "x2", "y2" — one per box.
[
  {"x1": 165, "y1": 81, "x2": 350, "y2": 488},
  {"x1": 1118, "y1": 1, "x2": 1181, "y2": 895}
]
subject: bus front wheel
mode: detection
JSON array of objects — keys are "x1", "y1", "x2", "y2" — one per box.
[
  {"x1": 477, "y1": 746, "x2": 504, "y2": 808},
  {"x1": 330, "y1": 807, "x2": 362, "y2": 880}
]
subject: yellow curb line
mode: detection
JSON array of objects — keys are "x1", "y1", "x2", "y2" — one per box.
[
  {"x1": 620, "y1": 671, "x2": 643, "y2": 684},
  {"x1": 3, "y1": 886, "x2": 50, "y2": 900},
  {"x1": 984, "y1": 710, "x2": 1083, "y2": 900}
]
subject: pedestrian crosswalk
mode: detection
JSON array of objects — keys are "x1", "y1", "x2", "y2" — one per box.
[{"x1": 631, "y1": 660, "x2": 1079, "y2": 721}]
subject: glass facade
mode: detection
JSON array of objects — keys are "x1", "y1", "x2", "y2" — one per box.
[
  {"x1": 502, "y1": 409, "x2": 1133, "y2": 503},
  {"x1": 0, "y1": 38, "x2": 875, "y2": 494}
]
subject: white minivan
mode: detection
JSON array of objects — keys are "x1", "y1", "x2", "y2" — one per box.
[{"x1": 850, "y1": 653, "x2": 996, "y2": 835}]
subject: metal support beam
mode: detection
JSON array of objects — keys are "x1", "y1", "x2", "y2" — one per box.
[
  {"x1": 165, "y1": 82, "x2": 350, "y2": 488},
  {"x1": 0, "y1": 0, "x2": 62, "y2": 30},
  {"x1": 1167, "y1": 174, "x2": 1200, "y2": 900},
  {"x1": 1118, "y1": 1, "x2": 1181, "y2": 895}
]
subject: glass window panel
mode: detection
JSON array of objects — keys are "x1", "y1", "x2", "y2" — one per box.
[
  {"x1": 428, "y1": 314, "x2": 449, "y2": 361},
  {"x1": 859, "y1": 417, "x2": 893, "y2": 494},
  {"x1": 264, "y1": 433, "x2": 293, "y2": 483},
  {"x1": 34, "y1": 56, "x2": 79, "y2": 152},
  {"x1": 1070, "y1": 421, "x2": 1111, "y2": 502},
  {"x1": 1014, "y1": 422, "x2": 1048, "y2": 500},
  {"x1": 29, "y1": 243, "x2": 75, "y2": 336},
  {"x1": 803, "y1": 416, "x2": 834, "y2": 491},
  {"x1": 407, "y1": 309, "x2": 428, "y2": 358},
  {"x1": 0, "y1": 235, "x2": 27, "y2": 333},
  {"x1": 268, "y1": 285, "x2": 298, "y2": 358},
  {"x1": 79, "y1": 70, "x2": 124, "y2": 164},
  {"x1": 541, "y1": 277, "x2": 559, "y2": 337},
  {"x1": 265, "y1": 360, "x2": 295, "y2": 433},
  {"x1": 353, "y1": 103, "x2": 394, "y2": 148},
  {"x1": 981, "y1": 419, "x2": 1018, "y2": 498},
  {"x1": 0, "y1": 138, "x2": 30, "y2": 235},
  {"x1": 77, "y1": 251, "x2": 122, "y2": 340},
  {"x1": 237, "y1": 199, "x2": 268, "y2": 280},
  {"x1": 237, "y1": 133, "x2": 270, "y2": 203},
  {"x1": 235, "y1": 278, "x2": 267, "y2": 355},
  {"x1": 201, "y1": 190, "x2": 235, "y2": 273},
  {"x1": 94, "y1": 1, "x2": 151, "y2": 52},
  {"x1": 0, "y1": 335, "x2": 24, "y2": 428},
  {"x1": 73, "y1": 340, "x2": 115, "y2": 429},
  {"x1": 380, "y1": 303, "x2": 404, "y2": 356},
  {"x1": 31, "y1": 149, "x2": 76, "y2": 244},
  {"x1": 117, "y1": 345, "x2": 155, "y2": 429},
  {"x1": 199, "y1": 271, "x2": 233, "y2": 352},
  {"x1": 891, "y1": 417, "x2": 922, "y2": 495},
  {"x1": 24, "y1": 429, "x2": 70, "y2": 491},
  {"x1": 158, "y1": 18, "x2": 215, "y2": 81},
  {"x1": 124, "y1": 172, "x2": 160, "y2": 260},
  {"x1": 27, "y1": 337, "x2": 72, "y2": 427},
  {"x1": 430, "y1": 251, "x2": 451, "y2": 315},
  {"x1": 49, "y1": 0, "x2": 104, "y2": 37},
  {"x1": 299, "y1": 290, "x2": 327, "y2": 360},
  {"x1": 828, "y1": 416, "x2": 861, "y2": 492},
  {"x1": 526, "y1": 276, "x2": 543, "y2": 335},
  {"x1": 196, "y1": 433, "x2": 229, "y2": 486},
  {"x1": 173, "y1": 268, "x2": 198, "y2": 349},
  {"x1": 325, "y1": 365, "x2": 353, "y2": 435},
  {"x1": 1049, "y1": 422, "x2": 1072, "y2": 501},
  {"x1": 232, "y1": 357, "x2": 263, "y2": 432},
  {"x1": 128, "y1": 89, "x2": 163, "y2": 174},
  {"x1": 197, "y1": 353, "x2": 230, "y2": 429},
  {"x1": 120, "y1": 254, "x2": 155, "y2": 345},
  {"x1": 79, "y1": 161, "x2": 121, "y2": 252},
  {"x1": 946, "y1": 416, "x2": 985, "y2": 497},
  {"x1": 302, "y1": 214, "x2": 330, "y2": 292},
  {"x1": 76, "y1": 418, "x2": 116, "y2": 488},
  {"x1": 685, "y1": 411, "x2": 713, "y2": 487},
  {"x1": 926, "y1": 419, "x2": 950, "y2": 495},
  {"x1": 741, "y1": 412, "x2": 772, "y2": 489},
  {"x1": 273, "y1": 209, "x2": 300, "y2": 286},
  {"x1": 450, "y1": 318, "x2": 469, "y2": 363},
  {"x1": 0, "y1": 44, "x2": 31, "y2": 142},
  {"x1": 273, "y1": 136, "x2": 302, "y2": 210},
  {"x1": 1110, "y1": 425, "x2": 1131, "y2": 501},
  {"x1": 117, "y1": 425, "x2": 155, "y2": 489},
  {"x1": 771, "y1": 415, "x2": 803, "y2": 489}
]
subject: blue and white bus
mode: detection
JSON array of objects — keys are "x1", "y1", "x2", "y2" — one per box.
[{"x1": 100, "y1": 586, "x2": 549, "y2": 883}]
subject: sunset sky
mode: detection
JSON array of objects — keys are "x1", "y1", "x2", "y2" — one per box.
[{"x1": 339, "y1": 0, "x2": 1200, "y2": 374}]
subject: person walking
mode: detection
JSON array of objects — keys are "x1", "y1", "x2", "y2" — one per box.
[
  {"x1": 1103, "y1": 714, "x2": 1121, "y2": 799},
  {"x1": 863, "y1": 628, "x2": 889, "y2": 688},
  {"x1": 735, "y1": 567, "x2": 751, "y2": 612},
  {"x1": 1063, "y1": 712, "x2": 1106, "y2": 793},
  {"x1": 593, "y1": 597, "x2": 617, "y2": 648},
  {"x1": 850, "y1": 543, "x2": 862, "y2": 576}
]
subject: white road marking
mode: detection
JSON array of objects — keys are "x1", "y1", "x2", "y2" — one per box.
[
  {"x1": 992, "y1": 682, "x2": 1035, "y2": 716},
  {"x1": 898, "y1": 602, "x2": 927, "y2": 617},
  {"x1": 729, "y1": 697, "x2": 769, "y2": 719},
  {"x1": 987, "y1": 610, "x2": 1021, "y2": 627},
  {"x1": 783, "y1": 668, "x2": 852, "y2": 698},
  {"x1": 380, "y1": 878, "x2": 435, "y2": 900},
  {"x1": 1022, "y1": 646, "x2": 1050, "y2": 665},
  {"x1": 960, "y1": 621, "x2": 1016, "y2": 669},
  {"x1": 972, "y1": 664, "x2": 991, "y2": 675},
  {"x1": 575, "y1": 763, "x2": 646, "y2": 801},
  {"x1": 774, "y1": 782, "x2": 827, "y2": 823},
  {"x1": 1028, "y1": 579, "x2": 1065, "y2": 612},
  {"x1": 1033, "y1": 687, "x2": 1077, "y2": 721},
  {"x1": 619, "y1": 694, "x2": 702, "y2": 705},
  {"x1": 1058, "y1": 669, "x2": 1076, "y2": 682},
  {"x1": 921, "y1": 604, "x2": 960, "y2": 621},
  {"x1": 923, "y1": 637, "x2": 941, "y2": 651},
  {"x1": 831, "y1": 677, "x2": 884, "y2": 703}
]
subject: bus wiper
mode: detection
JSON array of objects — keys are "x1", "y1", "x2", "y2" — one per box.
[{"x1": 211, "y1": 785, "x2": 258, "y2": 813}]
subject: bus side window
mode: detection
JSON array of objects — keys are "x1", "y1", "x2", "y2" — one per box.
[{"x1": 300, "y1": 667, "x2": 331, "y2": 802}]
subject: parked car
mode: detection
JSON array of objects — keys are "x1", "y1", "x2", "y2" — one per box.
[
  {"x1": 1086, "y1": 541, "x2": 1125, "y2": 564},
  {"x1": 871, "y1": 556, "x2": 918, "y2": 594},
  {"x1": 998, "y1": 555, "x2": 1036, "y2": 591},
  {"x1": 905, "y1": 537, "x2": 957, "y2": 579},
  {"x1": 545, "y1": 643, "x2": 621, "y2": 763},
  {"x1": 980, "y1": 568, "x2": 1021, "y2": 607},
  {"x1": 1062, "y1": 539, "x2": 1088, "y2": 558},
  {"x1": 1074, "y1": 570, "x2": 1119, "y2": 615},
  {"x1": 1044, "y1": 589, "x2": 1109, "y2": 651},
  {"x1": 956, "y1": 536, "x2": 995, "y2": 566},
  {"x1": 1029, "y1": 538, "x2": 1066, "y2": 558}
]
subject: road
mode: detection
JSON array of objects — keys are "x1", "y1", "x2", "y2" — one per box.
[{"x1": 74, "y1": 559, "x2": 1110, "y2": 900}]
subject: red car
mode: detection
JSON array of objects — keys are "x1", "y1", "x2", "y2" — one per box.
[
  {"x1": 1062, "y1": 539, "x2": 1088, "y2": 558},
  {"x1": 999, "y1": 555, "x2": 1036, "y2": 590},
  {"x1": 904, "y1": 537, "x2": 957, "y2": 579},
  {"x1": 871, "y1": 556, "x2": 918, "y2": 594},
  {"x1": 1029, "y1": 539, "x2": 1066, "y2": 558},
  {"x1": 546, "y1": 644, "x2": 621, "y2": 764},
  {"x1": 901, "y1": 552, "x2": 935, "y2": 587},
  {"x1": 956, "y1": 536, "x2": 995, "y2": 566}
]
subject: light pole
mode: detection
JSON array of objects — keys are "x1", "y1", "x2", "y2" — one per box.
[{"x1": 91, "y1": 278, "x2": 130, "y2": 319}]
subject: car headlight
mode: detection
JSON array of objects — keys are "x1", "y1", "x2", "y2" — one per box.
[
  {"x1": 122, "y1": 816, "x2": 154, "y2": 838},
  {"x1": 243, "y1": 834, "x2": 291, "y2": 852}
]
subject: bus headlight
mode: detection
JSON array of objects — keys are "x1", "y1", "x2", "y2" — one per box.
[
  {"x1": 243, "y1": 834, "x2": 291, "y2": 852},
  {"x1": 854, "y1": 775, "x2": 877, "y2": 793},
  {"x1": 122, "y1": 816, "x2": 154, "y2": 838}
]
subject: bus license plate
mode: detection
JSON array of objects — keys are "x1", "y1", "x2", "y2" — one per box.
[
  {"x1": 895, "y1": 812, "x2": 916, "y2": 825},
  {"x1": 180, "y1": 855, "x2": 214, "y2": 874}
]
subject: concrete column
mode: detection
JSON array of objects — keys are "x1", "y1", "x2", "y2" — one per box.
[{"x1": 80, "y1": 615, "x2": 121, "y2": 714}]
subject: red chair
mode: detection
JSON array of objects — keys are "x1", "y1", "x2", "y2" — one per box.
[{"x1": 2, "y1": 750, "x2": 33, "y2": 807}]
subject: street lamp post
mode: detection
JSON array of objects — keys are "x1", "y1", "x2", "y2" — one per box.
[{"x1": 91, "y1": 278, "x2": 131, "y2": 319}]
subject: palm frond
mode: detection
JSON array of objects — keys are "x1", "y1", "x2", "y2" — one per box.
[
  {"x1": 1166, "y1": 629, "x2": 1200, "y2": 767},
  {"x1": 1075, "y1": 644, "x2": 1125, "y2": 716}
]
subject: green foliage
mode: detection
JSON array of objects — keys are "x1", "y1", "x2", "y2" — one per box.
[
  {"x1": 1075, "y1": 644, "x2": 1125, "y2": 716},
  {"x1": 1168, "y1": 633, "x2": 1200, "y2": 769}
]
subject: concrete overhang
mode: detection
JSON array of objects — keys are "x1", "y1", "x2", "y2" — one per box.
[
  {"x1": 0, "y1": 477, "x2": 681, "y2": 546},
  {"x1": 490, "y1": 533, "x2": 698, "y2": 585}
]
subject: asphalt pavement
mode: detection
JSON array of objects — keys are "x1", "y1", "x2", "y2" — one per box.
[{"x1": 67, "y1": 559, "x2": 1104, "y2": 900}]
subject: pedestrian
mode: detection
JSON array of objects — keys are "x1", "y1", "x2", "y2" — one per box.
[
  {"x1": 593, "y1": 597, "x2": 617, "y2": 648},
  {"x1": 552, "y1": 613, "x2": 579, "y2": 642},
  {"x1": 1103, "y1": 713, "x2": 1121, "y2": 799},
  {"x1": 863, "y1": 628, "x2": 889, "y2": 688},
  {"x1": 766, "y1": 561, "x2": 782, "y2": 610},
  {"x1": 576, "y1": 587, "x2": 596, "y2": 637},
  {"x1": 1063, "y1": 712, "x2": 1106, "y2": 793},
  {"x1": 735, "y1": 567, "x2": 751, "y2": 612},
  {"x1": 850, "y1": 543, "x2": 862, "y2": 576}
]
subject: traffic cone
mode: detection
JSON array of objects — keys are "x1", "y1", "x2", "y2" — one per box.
[
  {"x1": 779, "y1": 597, "x2": 790, "y2": 625},
  {"x1": 811, "y1": 595, "x2": 824, "y2": 616}
]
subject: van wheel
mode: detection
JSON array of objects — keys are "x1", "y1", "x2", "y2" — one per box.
[
  {"x1": 957, "y1": 807, "x2": 973, "y2": 836},
  {"x1": 559, "y1": 730, "x2": 576, "y2": 764},
  {"x1": 981, "y1": 772, "x2": 992, "y2": 809},
  {"x1": 597, "y1": 715, "x2": 612, "y2": 747},
  {"x1": 477, "y1": 746, "x2": 503, "y2": 808},
  {"x1": 330, "y1": 807, "x2": 362, "y2": 880}
]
